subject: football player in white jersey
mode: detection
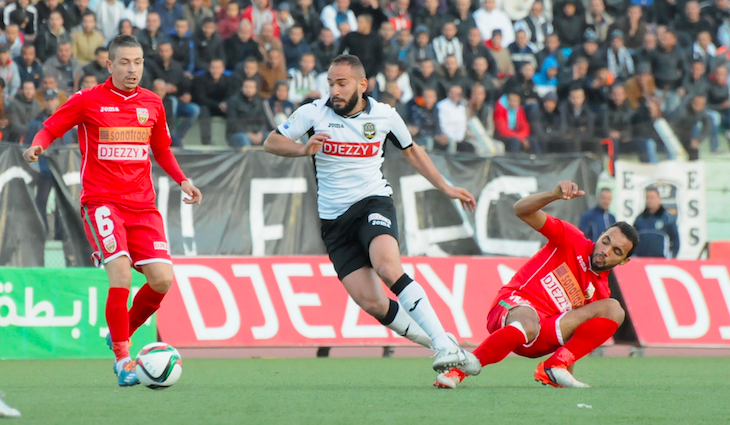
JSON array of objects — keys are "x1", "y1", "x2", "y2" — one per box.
[{"x1": 264, "y1": 55, "x2": 481, "y2": 376}]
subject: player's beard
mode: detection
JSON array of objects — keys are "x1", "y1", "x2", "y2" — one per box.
[
  {"x1": 590, "y1": 252, "x2": 613, "y2": 272},
  {"x1": 331, "y1": 91, "x2": 361, "y2": 116}
]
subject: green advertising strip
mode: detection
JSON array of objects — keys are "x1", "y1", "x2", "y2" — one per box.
[{"x1": 0, "y1": 268, "x2": 156, "y2": 359}]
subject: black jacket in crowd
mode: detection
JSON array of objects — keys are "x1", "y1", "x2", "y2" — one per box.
[
  {"x1": 650, "y1": 45, "x2": 688, "y2": 89},
  {"x1": 148, "y1": 57, "x2": 192, "y2": 95},
  {"x1": 410, "y1": 68, "x2": 445, "y2": 98},
  {"x1": 311, "y1": 40, "x2": 338, "y2": 73},
  {"x1": 338, "y1": 31, "x2": 383, "y2": 78},
  {"x1": 291, "y1": 4, "x2": 322, "y2": 43},
  {"x1": 671, "y1": 100, "x2": 711, "y2": 160},
  {"x1": 560, "y1": 102, "x2": 595, "y2": 149},
  {"x1": 223, "y1": 34, "x2": 263, "y2": 71},
  {"x1": 529, "y1": 104, "x2": 564, "y2": 145},
  {"x1": 82, "y1": 61, "x2": 111, "y2": 85},
  {"x1": 194, "y1": 31, "x2": 225, "y2": 72},
  {"x1": 226, "y1": 92, "x2": 269, "y2": 136},
  {"x1": 192, "y1": 72, "x2": 238, "y2": 109},
  {"x1": 603, "y1": 99, "x2": 632, "y2": 142},
  {"x1": 462, "y1": 43, "x2": 498, "y2": 77},
  {"x1": 137, "y1": 28, "x2": 167, "y2": 59},
  {"x1": 633, "y1": 205, "x2": 680, "y2": 258},
  {"x1": 34, "y1": 27, "x2": 70, "y2": 63}
]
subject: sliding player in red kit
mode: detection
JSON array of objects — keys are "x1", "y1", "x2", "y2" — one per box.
[
  {"x1": 435, "y1": 180, "x2": 639, "y2": 389},
  {"x1": 23, "y1": 35, "x2": 202, "y2": 387}
]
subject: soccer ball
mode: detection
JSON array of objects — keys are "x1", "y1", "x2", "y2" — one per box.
[{"x1": 135, "y1": 342, "x2": 183, "y2": 390}]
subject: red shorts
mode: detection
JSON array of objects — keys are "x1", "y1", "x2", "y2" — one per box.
[
  {"x1": 486, "y1": 290, "x2": 567, "y2": 358},
  {"x1": 81, "y1": 203, "x2": 171, "y2": 271}
]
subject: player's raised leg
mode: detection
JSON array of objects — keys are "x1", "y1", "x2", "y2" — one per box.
[
  {"x1": 127, "y1": 262, "x2": 173, "y2": 338},
  {"x1": 368, "y1": 235, "x2": 479, "y2": 372},
  {"x1": 536, "y1": 299, "x2": 625, "y2": 388},
  {"x1": 103, "y1": 256, "x2": 139, "y2": 386},
  {"x1": 341, "y1": 268, "x2": 432, "y2": 348}
]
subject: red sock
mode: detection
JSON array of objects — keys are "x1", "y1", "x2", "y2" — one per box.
[
  {"x1": 472, "y1": 325, "x2": 527, "y2": 367},
  {"x1": 128, "y1": 283, "x2": 166, "y2": 338},
  {"x1": 544, "y1": 317, "x2": 619, "y2": 368},
  {"x1": 106, "y1": 288, "x2": 130, "y2": 361}
]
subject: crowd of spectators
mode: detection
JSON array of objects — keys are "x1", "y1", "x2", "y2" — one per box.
[{"x1": 0, "y1": 0, "x2": 729, "y2": 158}]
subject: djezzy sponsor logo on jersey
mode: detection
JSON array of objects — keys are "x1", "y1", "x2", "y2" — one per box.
[
  {"x1": 99, "y1": 127, "x2": 151, "y2": 143},
  {"x1": 540, "y1": 272, "x2": 572, "y2": 312},
  {"x1": 322, "y1": 140, "x2": 380, "y2": 157},
  {"x1": 362, "y1": 123, "x2": 376, "y2": 139},
  {"x1": 98, "y1": 145, "x2": 149, "y2": 161},
  {"x1": 136, "y1": 108, "x2": 149, "y2": 124},
  {"x1": 368, "y1": 213, "x2": 391, "y2": 228}
]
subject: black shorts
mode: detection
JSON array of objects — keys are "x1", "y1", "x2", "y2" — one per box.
[{"x1": 320, "y1": 196, "x2": 399, "y2": 280}]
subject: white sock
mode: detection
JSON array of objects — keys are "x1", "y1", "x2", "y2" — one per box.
[
  {"x1": 384, "y1": 302, "x2": 433, "y2": 348},
  {"x1": 396, "y1": 280, "x2": 453, "y2": 349}
]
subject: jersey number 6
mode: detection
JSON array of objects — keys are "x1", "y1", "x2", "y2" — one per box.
[{"x1": 95, "y1": 206, "x2": 115, "y2": 238}]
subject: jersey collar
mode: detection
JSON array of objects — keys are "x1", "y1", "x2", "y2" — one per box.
[
  {"x1": 325, "y1": 95, "x2": 372, "y2": 118},
  {"x1": 104, "y1": 77, "x2": 141, "y2": 101}
]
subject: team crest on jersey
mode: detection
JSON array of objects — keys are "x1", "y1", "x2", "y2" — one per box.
[
  {"x1": 363, "y1": 123, "x2": 376, "y2": 139},
  {"x1": 102, "y1": 235, "x2": 117, "y2": 253},
  {"x1": 136, "y1": 108, "x2": 149, "y2": 124}
]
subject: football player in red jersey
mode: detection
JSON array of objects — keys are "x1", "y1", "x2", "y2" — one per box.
[
  {"x1": 435, "y1": 180, "x2": 640, "y2": 389},
  {"x1": 23, "y1": 35, "x2": 202, "y2": 387}
]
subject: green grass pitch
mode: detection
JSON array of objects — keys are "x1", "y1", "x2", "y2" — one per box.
[{"x1": 0, "y1": 357, "x2": 726, "y2": 424}]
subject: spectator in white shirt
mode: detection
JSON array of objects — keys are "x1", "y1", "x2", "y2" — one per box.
[
  {"x1": 437, "y1": 84, "x2": 469, "y2": 145},
  {"x1": 94, "y1": 0, "x2": 126, "y2": 43},
  {"x1": 320, "y1": 0, "x2": 358, "y2": 40},
  {"x1": 124, "y1": 0, "x2": 149, "y2": 30},
  {"x1": 473, "y1": 0, "x2": 515, "y2": 48}
]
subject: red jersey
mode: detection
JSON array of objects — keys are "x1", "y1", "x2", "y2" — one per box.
[
  {"x1": 34, "y1": 78, "x2": 186, "y2": 208},
  {"x1": 501, "y1": 214, "x2": 611, "y2": 316}
]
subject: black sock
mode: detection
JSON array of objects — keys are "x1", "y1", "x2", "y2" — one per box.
[
  {"x1": 389, "y1": 273, "x2": 413, "y2": 296},
  {"x1": 377, "y1": 299, "x2": 399, "y2": 326}
]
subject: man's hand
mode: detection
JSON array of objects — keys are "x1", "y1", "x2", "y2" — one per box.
[
  {"x1": 302, "y1": 132, "x2": 330, "y2": 156},
  {"x1": 181, "y1": 180, "x2": 202, "y2": 205},
  {"x1": 553, "y1": 180, "x2": 585, "y2": 200},
  {"x1": 444, "y1": 186, "x2": 477, "y2": 212},
  {"x1": 609, "y1": 130, "x2": 621, "y2": 139},
  {"x1": 166, "y1": 83, "x2": 178, "y2": 94},
  {"x1": 219, "y1": 102, "x2": 227, "y2": 112},
  {"x1": 179, "y1": 93, "x2": 192, "y2": 103},
  {"x1": 23, "y1": 145, "x2": 44, "y2": 162}
]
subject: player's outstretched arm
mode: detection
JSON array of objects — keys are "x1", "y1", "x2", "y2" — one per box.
[
  {"x1": 514, "y1": 180, "x2": 585, "y2": 231},
  {"x1": 400, "y1": 143, "x2": 476, "y2": 212},
  {"x1": 263, "y1": 130, "x2": 331, "y2": 157}
]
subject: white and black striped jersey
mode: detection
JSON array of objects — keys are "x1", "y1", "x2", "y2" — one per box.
[
  {"x1": 277, "y1": 95, "x2": 413, "y2": 219},
  {"x1": 287, "y1": 68, "x2": 318, "y2": 104}
]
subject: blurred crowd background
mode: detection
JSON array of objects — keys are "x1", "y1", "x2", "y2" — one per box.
[{"x1": 0, "y1": 0, "x2": 728, "y2": 159}]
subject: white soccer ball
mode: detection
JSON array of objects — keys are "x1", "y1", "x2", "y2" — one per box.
[{"x1": 135, "y1": 342, "x2": 183, "y2": 390}]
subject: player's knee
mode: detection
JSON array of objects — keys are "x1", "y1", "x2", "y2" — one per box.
[
  {"x1": 147, "y1": 269, "x2": 174, "y2": 294},
  {"x1": 521, "y1": 319, "x2": 540, "y2": 342},
  {"x1": 108, "y1": 267, "x2": 132, "y2": 289},
  {"x1": 373, "y1": 262, "x2": 402, "y2": 287},
  {"x1": 357, "y1": 298, "x2": 389, "y2": 318},
  {"x1": 603, "y1": 298, "x2": 625, "y2": 325}
]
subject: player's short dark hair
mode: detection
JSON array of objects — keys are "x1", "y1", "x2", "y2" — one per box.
[
  {"x1": 108, "y1": 34, "x2": 142, "y2": 61},
  {"x1": 330, "y1": 54, "x2": 366, "y2": 77},
  {"x1": 608, "y1": 222, "x2": 640, "y2": 258}
]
